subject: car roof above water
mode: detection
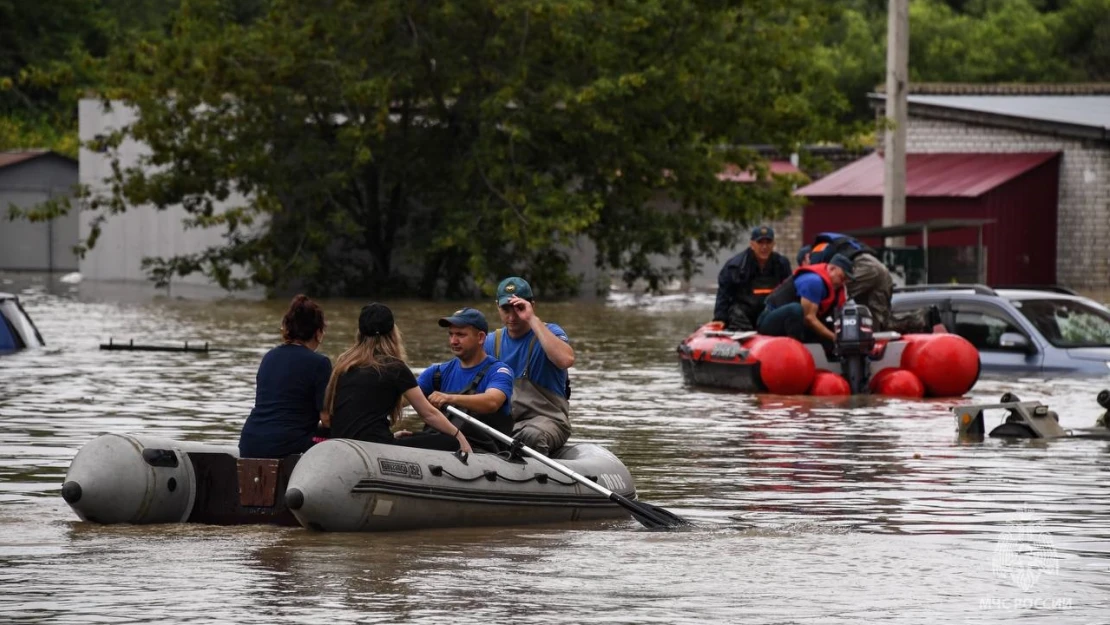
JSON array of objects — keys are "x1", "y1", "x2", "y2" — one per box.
[
  {"x1": 895, "y1": 285, "x2": 1083, "y2": 301},
  {"x1": 893, "y1": 286, "x2": 1109, "y2": 313}
]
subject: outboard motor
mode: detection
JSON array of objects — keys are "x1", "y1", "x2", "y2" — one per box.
[{"x1": 834, "y1": 300, "x2": 875, "y2": 394}]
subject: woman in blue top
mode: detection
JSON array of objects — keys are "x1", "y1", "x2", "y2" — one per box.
[{"x1": 238, "y1": 294, "x2": 332, "y2": 458}]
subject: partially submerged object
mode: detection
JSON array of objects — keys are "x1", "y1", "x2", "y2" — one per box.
[
  {"x1": 952, "y1": 391, "x2": 1110, "y2": 440},
  {"x1": 99, "y1": 338, "x2": 210, "y2": 353},
  {"x1": 0, "y1": 292, "x2": 45, "y2": 352}
]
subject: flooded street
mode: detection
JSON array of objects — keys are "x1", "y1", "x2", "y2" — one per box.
[{"x1": 2, "y1": 272, "x2": 1109, "y2": 623}]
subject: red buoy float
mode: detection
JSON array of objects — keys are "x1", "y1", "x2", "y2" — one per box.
[
  {"x1": 747, "y1": 336, "x2": 815, "y2": 395},
  {"x1": 869, "y1": 367, "x2": 925, "y2": 398},
  {"x1": 900, "y1": 333, "x2": 979, "y2": 397},
  {"x1": 868, "y1": 367, "x2": 896, "y2": 391},
  {"x1": 810, "y1": 370, "x2": 851, "y2": 396}
]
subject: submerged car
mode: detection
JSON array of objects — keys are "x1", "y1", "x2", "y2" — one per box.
[
  {"x1": 0, "y1": 292, "x2": 45, "y2": 352},
  {"x1": 892, "y1": 285, "x2": 1110, "y2": 375}
]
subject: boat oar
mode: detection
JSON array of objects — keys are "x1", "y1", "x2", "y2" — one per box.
[{"x1": 445, "y1": 405, "x2": 689, "y2": 529}]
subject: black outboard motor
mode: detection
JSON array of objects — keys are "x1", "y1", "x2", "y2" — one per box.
[{"x1": 834, "y1": 300, "x2": 875, "y2": 393}]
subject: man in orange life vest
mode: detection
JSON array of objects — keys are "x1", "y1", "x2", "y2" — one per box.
[
  {"x1": 710, "y1": 225, "x2": 793, "y2": 331},
  {"x1": 756, "y1": 253, "x2": 853, "y2": 343}
]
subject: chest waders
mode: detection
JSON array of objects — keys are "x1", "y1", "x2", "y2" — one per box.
[{"x1": 494, "y1": 329, "x2": 572, "y2": 455}]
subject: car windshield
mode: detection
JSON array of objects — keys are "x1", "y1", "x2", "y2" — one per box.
[{"x1": 1011, "y1": 298, "x2": 1110, "y2": 348}]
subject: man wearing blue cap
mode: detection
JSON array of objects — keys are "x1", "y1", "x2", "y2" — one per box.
[
  {"x1": 486, "y1": 276, "x2": 575, "y2": 455},
  {"x1": 758, "y1": 253, "x2": 853, "y2": 343},
  {"x1": 710, "y1": 225, "x2": 793, "y2": 332},
  {"x1": 797, "y1": 232, "x2": 894, "y2": 331},
  {"x1": 405, "y1": 307, "x2": 515, "y2": 453}
]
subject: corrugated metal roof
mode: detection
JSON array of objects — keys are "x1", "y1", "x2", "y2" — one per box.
[
  {"x1": 879, "y1": 83, "x2": 1110, "y2": 96},
  {"x1": 796, "y1": 152, "x2": 1059, "y2": 198},
  {"x1": 0, "y1": 151, "x2": 49, "y2": 170},
  {"x1": 907, "y1": 95, "x2": 1110, "y2": 131}
]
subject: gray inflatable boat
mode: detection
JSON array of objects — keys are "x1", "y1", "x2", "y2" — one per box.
[
  {"x1": 285, "y1": 438, "x2": 636, "y2": 531},
  {"x1": 61, "y1": 433, "x2": 635, "y2": 531}
]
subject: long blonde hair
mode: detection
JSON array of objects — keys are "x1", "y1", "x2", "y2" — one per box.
[{"x1": 324, "y1": 325, "x2": 409, "y2": 424}]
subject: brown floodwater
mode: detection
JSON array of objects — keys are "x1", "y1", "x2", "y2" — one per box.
[{"x1": 1, "y1": 272, "x2": 1108, "y2": 623}]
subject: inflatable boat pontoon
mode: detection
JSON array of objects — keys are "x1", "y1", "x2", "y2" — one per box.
[{"x1": 61, "y1": 433, "x2": 635, "y2": 531}]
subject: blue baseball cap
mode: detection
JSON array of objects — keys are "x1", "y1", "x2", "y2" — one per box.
[
  {"x1": 496, "y1": 276, "x2": 534, "y2": 306},
  {"x1": 439, "y1": 307, "x2": 488, "y2": 333},
  {"x1": 828, "y1": 253, "x2": 855, "y2": 279},
  {"x1": 750, "y1": 225, "x2": 775, "y2": 241}
]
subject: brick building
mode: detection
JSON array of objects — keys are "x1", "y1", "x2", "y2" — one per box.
[{"x1": 868, "y1": 84, "x2": 1110, "y2": 288}]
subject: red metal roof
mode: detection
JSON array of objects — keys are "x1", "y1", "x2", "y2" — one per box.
[
  {"x1": 718, "y1": 160, "x2": 802, "y2": 183},
  {"x1": 796, "y1": 152, "x2": 1060, "y2": 198},
  {"x1": 0, "y1": 150, "x2": 53, "y2": 170}
]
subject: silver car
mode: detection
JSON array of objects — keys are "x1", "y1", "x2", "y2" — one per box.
[{"x1": 891, "y1": 285, "x2": 1110, "y2": 375}]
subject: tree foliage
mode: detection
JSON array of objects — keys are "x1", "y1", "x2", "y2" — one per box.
[
  {"x1": 5, "y1": 0, "x2": 1110, "y2": 295},
  {"x1": 822, "y1": 0, "x2": 1110, "y2": 121},
  {"x1": 81, "y1": 0, "x2": 848, "y2": 296}
]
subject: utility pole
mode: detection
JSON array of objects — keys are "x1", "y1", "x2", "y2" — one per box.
[{"x1": 883, "y1": 0, "x2": 908, "y2": 247}]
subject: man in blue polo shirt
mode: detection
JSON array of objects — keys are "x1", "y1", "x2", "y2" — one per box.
[
  {"x1": 404, "y1": 308, "x2": 515, "y2": 453},
  {"x1": 486, "y1": 276, "x2": 575, "y2": 455}
]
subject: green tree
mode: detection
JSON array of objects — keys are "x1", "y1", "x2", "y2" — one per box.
[
  {"x1": 1055, "y1": 0, "x2": 1110, "y2": 80},
  {"x1": 819, "y1": 0, "x2": 1110, "y2": 123},
  {"x1": 76, "y1": 0, "x2": 851, "y2": 297},
  {"x1": 0, "y1": 0, "x2": 112, "y2": 154},
  {"x1": 0, "y1": 0, "x2": 263, "y2": 155},
  {"x1": 908, "y1": 0, "x2": 1079, "y2": 82}
]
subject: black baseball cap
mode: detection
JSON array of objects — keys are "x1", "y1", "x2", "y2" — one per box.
[{"x1": 359, "y1": 303, "x2": 395, "y2": 336}]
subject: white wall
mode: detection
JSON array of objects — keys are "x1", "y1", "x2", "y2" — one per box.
[{"x1": 78, "y1": 99, "x2": 257, "y2": 287}]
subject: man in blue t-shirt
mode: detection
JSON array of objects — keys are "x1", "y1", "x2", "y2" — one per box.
[
  {"x1": 411, "y1": 307, "x2": 514, "y2": 453},
  {"x1": 485, "y1": 276, "x2": 575, "y2": 455}
]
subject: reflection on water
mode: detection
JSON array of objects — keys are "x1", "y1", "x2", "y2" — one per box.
[{"x1": 2, "y1": 272, "x2": 1110, "y2": 623}]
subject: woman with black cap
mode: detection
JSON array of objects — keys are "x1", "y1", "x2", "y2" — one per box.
[
  {"x1": 239, "y1": 294, "x2": 332, "y2": 458},
  {"x1": 323, "y1": 303, "x2": 473, "y2": 453}
]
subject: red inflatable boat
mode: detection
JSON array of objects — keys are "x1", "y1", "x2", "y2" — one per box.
[{"x1": 676, "y1": 323, "x2": 980, "y2": 398}]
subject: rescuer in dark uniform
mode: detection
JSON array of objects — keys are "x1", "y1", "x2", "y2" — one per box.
[{"x1": 711, "y1": 225, "x2": 793, "y2": 331}]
